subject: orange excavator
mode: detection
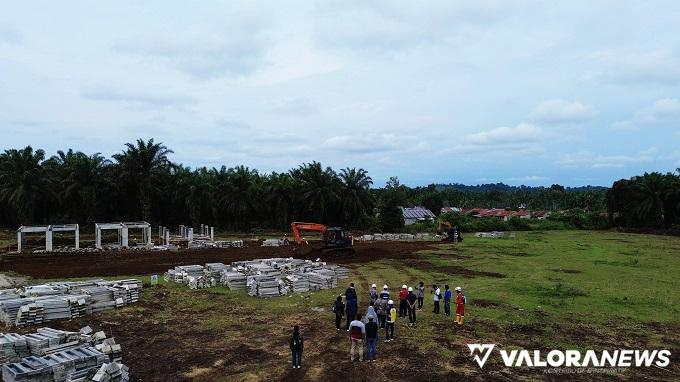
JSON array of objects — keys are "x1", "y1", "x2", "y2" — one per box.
[{"x1": 290, "y1": 222, "x2": 354, "y2": 253}]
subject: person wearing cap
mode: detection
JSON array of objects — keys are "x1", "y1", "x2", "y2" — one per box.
[
  {"x1": 365, "y1": 315, "x2": 379, "y2": 361},
  {"x1": 432, "y1": 284, "x2": 441, "y2": 314},
  {"x1": 385, "y1": 300, "x2": 397, "y2": 341},
  {"x1": 374, "y1": 296, "x2": 386, "y2": 328},
  {"x1": 455, "y1": 287, "x2": 466, "y2": 325},
  {"x1": 398, "y1": 284, "x2": 408, "y2": 318},
  {"x1": 368, "y1": 284, "x2": 378, "y2": 303},
  {"x1": 444, "y1": 285, "x2": 452, "y2": 316},
  {"x1": 417, "y1": 281, "x2": 425, "y2": 309},
  {"x1": 379, "y1": 285, "x2": 390, "y2": 301},
  {"x1": 407, "y1": 287, "x2": 417, "y2": 326},
  {"x1": 348, "y1": 313, "x2": 366, "y2": 362}
]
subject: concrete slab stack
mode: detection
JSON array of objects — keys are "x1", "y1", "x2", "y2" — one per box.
[
  {"x1": 0, "y1": 280, "x2": 142, "y2": 328},
  {"x1": 1, "y1": 327, "x2": 129, "y2": 382}
]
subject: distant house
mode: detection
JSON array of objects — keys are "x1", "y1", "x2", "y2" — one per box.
[
  {"x1": 402, "y1": 206, "x2": 436, "y2": 225},
  {"x1": 512, "y1": 209, "x2": 532, "y2": 219},
  {"x1": 533, "y1": 210, "x2": 550, "y2": 220}
]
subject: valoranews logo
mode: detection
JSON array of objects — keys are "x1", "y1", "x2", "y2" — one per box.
[{"x1": 468, "y1": 344, "x2": 671, "y2": 369}]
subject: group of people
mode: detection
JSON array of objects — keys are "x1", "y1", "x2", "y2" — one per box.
[
  {"x1": 329, "y1": 282, "x2": 466, "y2": 362},
  {"x1": 289, "y1": 281, "x2": 467, "y2": 367}
]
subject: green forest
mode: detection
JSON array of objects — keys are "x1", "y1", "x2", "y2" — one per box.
[{"x1": 1, "y1": 139, "x2": 679, "y2": 233}]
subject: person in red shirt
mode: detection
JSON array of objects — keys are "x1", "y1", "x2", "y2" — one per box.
[
  {"x1": 398, "y1": 284, "x2": 408, "y2": 318},
  {"x1": 455, "y1": 287, "x2": 466, "y2": 325}
]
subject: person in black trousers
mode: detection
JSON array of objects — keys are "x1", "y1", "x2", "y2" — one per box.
[
  {"x1": 407, "y1": 287, "x2": 417, "y2": 326},
  {"x1": 345, "y1": 297, "x2": 357, "y2": 330},
  {"x1": 289, "y1": 325, "x2": 304, "y2": 369},
  {"x1": 333, "y1": 296, "x2": 345, "y2": 330}
]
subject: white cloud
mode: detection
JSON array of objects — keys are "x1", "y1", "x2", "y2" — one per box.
[
  {"x1": 529, "y1": 100, "x2": 596, "y2": 124},
  {"x1": 590, "y1": 49, "x2": 680, "y2": 86},
  {"x1": 508, "y1": 175, "x2": 549, "y2": 182},
  {"x1": 611, "y1": 98, "x2": 680, "y2": 130},
  {"x1": 321, "y1": 134, "x2": 429, "y2": 154},
  {"x1": 558, "y1": 148, "x2": 657, "y2": 169},
  {"x1": 465, "y1": 123, "x2": 540, "y2": 144},
  {"x1": 81, "y1": 88, "x2": 196, "y2": 108}
]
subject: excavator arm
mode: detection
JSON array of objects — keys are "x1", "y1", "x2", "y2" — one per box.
[{"x1": 290, "y1": 222, "x2": 327, "y2": 245}]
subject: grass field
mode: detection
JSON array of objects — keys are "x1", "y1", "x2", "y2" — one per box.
[{"x1": 7, "y1": 230, "x2": 680, "y2": 381}]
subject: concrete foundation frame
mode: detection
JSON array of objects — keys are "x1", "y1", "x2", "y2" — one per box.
[
  {"x1": 95, "y1": 221, "x2": 152, "y2": 249},
  {"x1": 17, "y1": 224, "x2": 79, "y2": 253}
]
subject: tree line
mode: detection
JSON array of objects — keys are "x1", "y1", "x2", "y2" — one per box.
[{"x1": 1, "y1": 138, "x2": 676, "y2": 232}]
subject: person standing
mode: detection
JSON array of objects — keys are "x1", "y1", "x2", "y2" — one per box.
[
  {"x1": 345, "y1": 283, "x2": 357, "y2": 301},
  {"x1": 289, "y1": 325, "x2": 304, "y2": 369},
  {"x1": 348, "y1": 314, "x2": 366, "y2": 362},
  {"x1": 365, "y1": 316, "x2": 379, "y2": 361},
  {"x1": 385, "y1": 300, "x2": 396, "y2": 342},
  {"x1": 432, "y1": 284, "x2": 441, "y2": 314},
  {"x1": 444, "y1": 285, "x2": 452, "y2": 316},
  {"x1": 369, "y1": 284, "x2": 378, "y2": 304},
  {"x1": 333, "y1": 296, "x2": 345, "y2": 330},
  {"x1": 407, "y1": 287, "x2": 417, "y2": 326},
  {"x1": 346, "y1": 297, "x2": 358, "y2": 331},
  {"x1": 380, "y1": 285, "x2": 390, "y2": 301},
  {"x1": 417, "y1": 281, "x2": 425, "y2": 309},
  {"x1": 455, "y1": 287, "x2": 466, "y2": 325},
  {"x1": 399, "y1": 284, "x2": 408, "y2": 318},
  {"x1": 374, "y1": 297, "x2": 386, "y2": 328},
  {"x1": 364, "y1": 301, "x2": 377, "y2": 323}
]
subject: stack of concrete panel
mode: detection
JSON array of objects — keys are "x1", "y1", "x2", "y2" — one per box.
[
  {"x1": 220, "y1": 272, "x2": 246, "y2": 290},
  {"x1": 307, "y1": 270, "x2": 338, "y2": 290},
  {"x1": 1, "y1": 327, "x2": 128, "y2": 382},
  {"x1": 0, "y1": 334, "x2": 29, "y2": 364},
  {"x1": 87, "y1": 362, "x2": 129, "y2": 382},
  {"x1": 37, "y1": 298, "x2": 72, "y2": 321},
  {"x1": 15, "y1": 304, "x2": 45, "y2": 327},
  {"x1": 247, "y1": 276, "x2": 280, "y2": 297},
  {"x1": 261, "y1": 239, "x2": 286, "y2": 247},
  {"x1": 214, "y1": 240, "x2": 244, "y2": 248},
  {"x1": 204, "y1": 263, "x2": 227, "y2": 278},
  {"x1": 283, "y1": 275, "x2": 309, "y2": 293},
  {"x1": 325, "y1": 265, "x2": 350, "y2": 279}
]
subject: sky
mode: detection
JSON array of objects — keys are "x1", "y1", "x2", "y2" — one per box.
[{"x1": 1, "y1": 1, "x2": 680, "y2": 187}]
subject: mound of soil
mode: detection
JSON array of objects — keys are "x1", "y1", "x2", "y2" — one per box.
[{"x1": 0, "y1": 241, "x2": 435, "y2": 279}]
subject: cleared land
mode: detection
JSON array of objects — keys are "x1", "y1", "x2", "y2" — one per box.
[{"x1": 3, "y1": 230, "x2": 680, "y2": 381}]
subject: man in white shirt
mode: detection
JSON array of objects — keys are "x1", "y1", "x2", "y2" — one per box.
[
  {"x1": 432, "y1": 284, "x2": 441, "y2": 314},
  {"x1": 348, "y1": 313, "x2": 366, "y2": 362}
]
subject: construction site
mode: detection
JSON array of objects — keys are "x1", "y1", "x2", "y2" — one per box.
[{"x1": 1, "y1": 222, "x2": 678, "y2": 382}]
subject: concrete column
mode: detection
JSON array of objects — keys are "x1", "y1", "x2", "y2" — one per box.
[
  {"x1": 96, "y1": 226, "x2": 102, "y2": 249},
  {"x1": 164, "y1": 228, "x2": 170, "y2": 246},
  {"x1": 200, "y1": 224, "x2": 204, "y2": 236},
  {"x1": 17, "y1": 231, "x2": 22, "y2": 253},
  {"x1": 210, "y1": 227, "x2": 214, "y2": 241},
  {"x1": 188, "y1": 228, "x2": 194, "y2": 242},
  {"x1": 46, "y1": 227, "x2": 53, "y2": 252},
  {"x1": 121, "y1": 227, "x2": 129, "y2": 248},
  {"x1": 75, "y1": 226, "x2": 80, "y2": 250}
]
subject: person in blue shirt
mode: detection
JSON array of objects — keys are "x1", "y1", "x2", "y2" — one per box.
[{"x1": 444, "y1": 285, "x2": 452, "y2": 316}]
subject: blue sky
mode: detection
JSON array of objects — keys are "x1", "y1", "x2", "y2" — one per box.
[{"x1": 1, "y1": 1, "x2": 679, "y2": 187}]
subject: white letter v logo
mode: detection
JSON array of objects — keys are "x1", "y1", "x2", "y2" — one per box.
[{"x1": 468, "y1": 344, "x2": 495, "y2": 368}]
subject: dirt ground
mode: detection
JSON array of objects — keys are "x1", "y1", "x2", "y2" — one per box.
[{"x1": 0, "y1": 241, "x2": 431, "y2": 279}]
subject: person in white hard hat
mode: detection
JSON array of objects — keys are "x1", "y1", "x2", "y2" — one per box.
[
  {"x1": 379, "y1": 285, "x2": 390, "y2": 301},
  {"x1": 407, "y1": 287, "x2": 417, "y2": 326},
  {"x1": 398, "y1": 284, "x2": 408, "y2": 318},
  {"x1": 385, "y1": 300, "x2": 396, "y2": 341},
  {"x1": 368, "y1": 283, "x2": 378, "y2": 303}
]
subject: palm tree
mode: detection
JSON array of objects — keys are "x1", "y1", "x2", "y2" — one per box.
[
  {"x1": 632, "y1": 172, "x2": 666, "y2": 227},
  {"x1": 113, "y1": 139, "x2": 173, "y2": 221},
  {"x1": 339, "y1": 167, "x2": 373, "y2": 224},
  {"x1": 217, "y1": 165, "x2": 260, "y2": 229},
  {"x1": 0, "y1": 146, "x2": 54, "y2": 223},
  {"x1": 264, "y1": 172, "x2": 295, "y2": 229},
  {"x1": 47, "y1": 150, "x2": 111, "y2": 223},
  {"x1": 292, "y1": 162, "x2": 341, "y2": 223}
]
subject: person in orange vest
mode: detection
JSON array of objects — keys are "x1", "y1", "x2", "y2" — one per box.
[{"x1": 454, "y1": 287, "x2": 466, "y2": 325}]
